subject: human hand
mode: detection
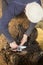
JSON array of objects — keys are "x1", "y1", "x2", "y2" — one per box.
[
  {"x1": 10, "y1": 41, "x2": 18, "y2": 49},
  {"x1": 20, "y1": 34, "x2": 28, "y2": 46}
]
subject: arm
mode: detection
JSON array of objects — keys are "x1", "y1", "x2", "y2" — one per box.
[
  {"x1": 2, "y1": 28, "x2": 14, "y2": 43},
  {"x1": 0, "y1": 1, "x2": 25, "y2": 49},
  {"x1": 25, "y1": 22, "x2": 36, "y2": 36},
  {"x1": 1, "y1": 1, "x2": 24, "y2": 43},
  {"x1": 20, "y1": 22, "x2": 37, "y2": 46}
]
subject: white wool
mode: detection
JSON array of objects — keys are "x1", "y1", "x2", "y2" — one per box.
[{"x1": 25, "y1": 2, "x2": 43, "y2": 23}]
